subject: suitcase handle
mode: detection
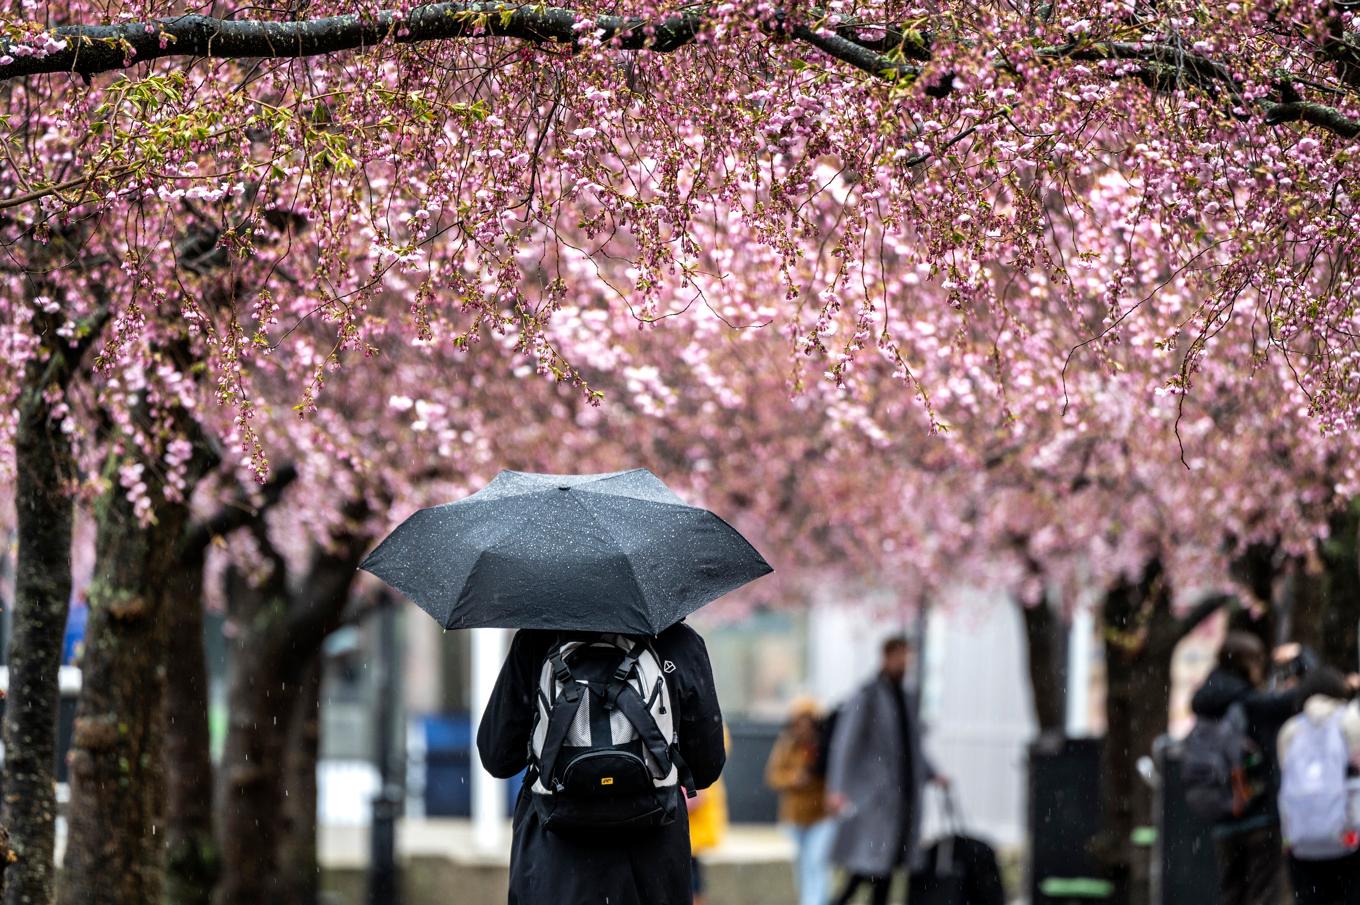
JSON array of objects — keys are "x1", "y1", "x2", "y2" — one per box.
[
  {"x1": 933, "y1": 783, "x2": 964, "y2": 835},
  {"x1": 930, "y1": 784, "x2": 964, "y2": 872}
]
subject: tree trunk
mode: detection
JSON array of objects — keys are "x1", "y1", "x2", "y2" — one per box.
[
  {"x1": 1021, "y1": 595, "x2": 1067, "y2": 735},
  {"x1": 60, "y1": 471, "x2": 190, "y2": 905},
  {"x1": 215, "y1": 562, "x2": 293, "y2": 905},
  {"x1": 161, "y1": 543, "x2": 219, "y2": 905},
  {"x1": 1292, "y1": 505, "x2": 1360, "y2": 670},
  {"x1": 0, "y1": 826, "x2": 14, "y2": 894},
  {"x1": 2, "y1": 348, "x2": 77, "y2": 905},
  {"x1": 277, "y1": 657, "x2": 323, "y2": 905},
  {"x1": 163, "y1": 464, "x2": 299, "y2": 905},
  {"x1": 215, "y1": 517, "x2": 371, "y2": 905},
  {"x1": 1095, "y1": 563, "x2": 1231, "y2": 905}
]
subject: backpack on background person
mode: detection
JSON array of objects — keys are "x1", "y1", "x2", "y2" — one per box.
[
  {"x1": 527, "y1": 634, "x2": 694, "y2": 834},
  {"x1": 1182, "y1": 701, "x2": 1263, "y2": 822},
  {"x1": 1279, "y1": 710, "x2": 1360, "y2": 860},
  {"x1": 812, "y1": 705, "x2": 840, "y2": 779}
]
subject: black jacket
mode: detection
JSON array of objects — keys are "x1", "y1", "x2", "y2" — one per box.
[
  {"x1": 1190, "y1": 667, "x2": 1305, "y2": 826},
  {"x1": 477, "y1": 623, "x2": 726, "y2": 905}
]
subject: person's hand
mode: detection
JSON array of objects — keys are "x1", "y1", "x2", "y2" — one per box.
[
  {"x1": 931, "y1": 774, "x2": 952, "y2": 789},
  {"x1": 1347, "y1": 673, "x2": 1360, "y2": 693},
  {"x1": 1273, "y1": 642, "x2": 1303, "y2": 664},
  {"x1": 825, "y1": 792, "x2": 848, "y2": 815}
]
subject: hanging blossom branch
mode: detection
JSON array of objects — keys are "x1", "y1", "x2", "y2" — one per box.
[{"x1": 2, "y1": 2, "x2": 1358, "y2": 137}]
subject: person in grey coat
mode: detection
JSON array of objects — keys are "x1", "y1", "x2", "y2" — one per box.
[{"x1": 826, "y1": 634, "x2": 946, "y2": 905}]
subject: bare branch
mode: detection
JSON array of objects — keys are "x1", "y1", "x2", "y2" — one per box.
[
  {"x1": 1174, "y1": 592, "x2": 1233, "y2": 642},
  {"x1": 179, "y1": 462, "x2": 300, "y2": 557}
]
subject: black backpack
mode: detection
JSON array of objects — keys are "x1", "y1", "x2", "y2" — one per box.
[
  {"x1": 812, "y1": 706, "x2": 840, "y2": 778},
  {"x1": 1181, "y1": 701, "x2": 1262, "y2": 822},
  {"x1": 526, "y1": 635, "x2": 694, "y2": 834}
]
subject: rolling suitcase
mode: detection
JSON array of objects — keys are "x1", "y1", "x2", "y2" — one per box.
[{"x1": 909, "y1": 788, "x2": 1006, "y2": 905}]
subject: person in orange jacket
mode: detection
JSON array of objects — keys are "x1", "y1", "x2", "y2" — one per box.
[{"x1": 766, "y1": 697, "x2": 833, "y2": 905}]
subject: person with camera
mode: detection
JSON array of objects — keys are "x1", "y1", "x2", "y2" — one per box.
[{"x1": 1191, "y1": 635, "x2": 1316, "y2": 905}]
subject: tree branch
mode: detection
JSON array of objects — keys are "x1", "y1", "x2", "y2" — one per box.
[
  {"x1": 0, "y1": 3, "x2": 705, "y2": 81},
  {"x1": 789, "y1": 23, "x2": 917, "y2": 80},
  {"x1": 1263, "y1": 100, "x2": 1360, "y2": 138},
  {"x1": 1173, "y1": 592, "x2": 1233, "y2": 643},
  {"x1": 1, "y1": 3, "x2": 1357, "y2": 154},
  {"x1": 179, "y1": 462, "x2": 299, "y2": 558}
]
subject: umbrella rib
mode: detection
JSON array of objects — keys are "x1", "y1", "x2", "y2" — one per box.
[
  {"x1": 569, "y1": 493, "x2": 659, "y2": 635},
  {"x1": 572, "y1": 486, "x2": 693, "y2": 509}
]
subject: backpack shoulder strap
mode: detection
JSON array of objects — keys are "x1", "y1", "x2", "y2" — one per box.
[
  {"x1": 536, "y1": 648, "x2": 584, "y2": 790},
  {"x1": 611, "y1": 682, "x2": 673, "y2": 772}
]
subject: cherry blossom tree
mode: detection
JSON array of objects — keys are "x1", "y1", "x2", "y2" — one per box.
[{"x1": 5, "y1": 0, "x2": 1360, "y2": 903}]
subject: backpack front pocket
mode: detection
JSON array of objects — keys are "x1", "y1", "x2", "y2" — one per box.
[{"x1": 559, "y1": 745, "x2": 654, "y2": 796}]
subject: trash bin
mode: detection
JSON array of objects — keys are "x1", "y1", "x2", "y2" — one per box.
[
  {"x1": 418, "y1": 713, "x2": 524, "y2": 818},
  {"x1": 421, "y1": 714, "x2": 473, "y2": 817},
  {"x1": 1153, "y1": 738, "x2": 1219, "y2": 905},
  {"x1": 1029, "y1": 734, "x2": 1107, "y2": 905},
  {"x1": 726, "y1": 719, "x2": 780, "y2": 823}
]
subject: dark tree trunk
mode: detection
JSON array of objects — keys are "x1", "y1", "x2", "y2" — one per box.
[
  {"x1": 277, "y1": 657, "x2": 323, "y2": 905},
  {"x1": 1292, "y1": 505, "x2": 1360, "y2": 671},
  {"x1": 2, "y1": 332, "x2": 77, "y2": 905},
  {"x1": 1, "y1": 281, "x2": 108, "y2": 905},
  {"x1": 1095, "y1": 562, "x2": 1229, "y2": 905},
  {"x1": 216, "y1": 515, "x2": 370, "y2": 905},
  {"x1": 161, "y1": 542, "x2": 219, "y2": 905},
  {"x1": 60, "y1": 471, "x2": 191, "y2": 905},
  {"x1": 163, "y1": 463, "x2": 297, "y2": 905},
  {"x1": 0, "y1": 826, "x2": 13, "y2": 894},
  {"x1": 1096, "y1": 565, "x2": 1169, "y2": 905},
  {"x1": 1021, "y1": 595, "x2": 1067, "y2": 735},
  {"x1": 215, "y1": 559, "x2": 292, "y2": 905}
]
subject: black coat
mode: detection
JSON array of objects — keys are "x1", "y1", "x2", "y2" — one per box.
[
  {"x1": 1190, "y1": 667, "x2": 1305, "y2": 826},
  {"x1": 477, "y1": 623, "x2": 727, "y2": 905}
]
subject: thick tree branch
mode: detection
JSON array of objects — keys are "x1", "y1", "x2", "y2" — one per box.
[
  {"x1": 179, "y1": 463, "x2": 299, "y2": 557},
  {"x1": 1173, "y1": 592, "x2": 1233, "y2": 643},
  {"x1": 789, "y1": 23, "x2": 917, "y2": 80},
  {"x1": 1263, "y1": 100, "x2": 1360, "y2": 138},
  {"x1": 335, "y1": 589, "x2": 397, "y2": 631},
  {"x1": 0, "y1": 3, "x2": 704, "y2": 81},
  {"x1": 1, "y1": 3, "x2": 1358, "y2": 154}
]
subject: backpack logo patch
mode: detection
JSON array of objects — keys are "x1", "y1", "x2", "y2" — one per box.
[
  {"x1": 600, "y1": 777, "x2": 614, "y2": 786},
  {"x1": 663, "y1": 660, "x2": 677, "y2": 674}
]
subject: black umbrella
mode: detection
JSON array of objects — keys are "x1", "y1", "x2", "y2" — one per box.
[{"x1": 360, "y1": 468, "x2": 772, "y2": 635}]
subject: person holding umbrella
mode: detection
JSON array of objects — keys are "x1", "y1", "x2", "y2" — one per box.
[{"x1": 362, "y1": 469, "x2": 772, "y2": 905}]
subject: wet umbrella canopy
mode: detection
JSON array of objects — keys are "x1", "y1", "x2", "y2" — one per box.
[{"x1": 360, "y1": 469, "x2": 773, "y2": 635}]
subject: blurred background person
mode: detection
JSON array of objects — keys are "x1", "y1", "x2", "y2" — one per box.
[
  {"x1": 1278, "y1": 667, "x2": 1360, "y2": 905},
  {"x1": 765, "y1": 696, "x2": 833, "y2": 905},
  {"x1": 1191, "y1": 634, "x2": 1315, "y2": 905},
  {"x1": 826, "y1": 634, "x2": 944, "y2": 905}
]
